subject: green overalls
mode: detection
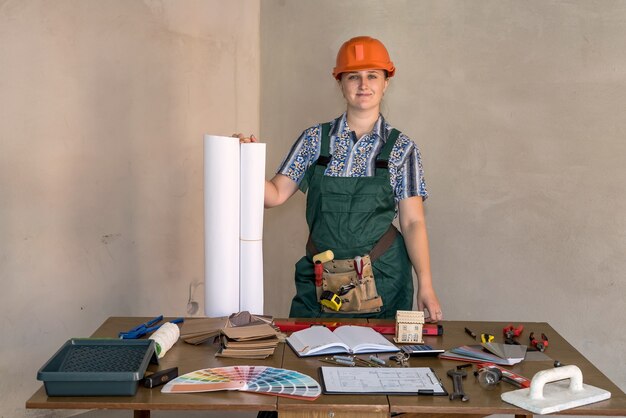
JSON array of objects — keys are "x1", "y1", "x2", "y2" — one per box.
[{"x1": 289, "y1": 123, "x2": 414, "y2": 319}]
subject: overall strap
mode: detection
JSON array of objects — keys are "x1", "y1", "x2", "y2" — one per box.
[
  {"x1": 374, "y1": 128, "x2": 400, "y2": 171},
  {"x1": 299, "y1": 122, "x2": 331, "y2": 193},
  {"x1": 316, "y1": 122, "x2": 332, "y2": 166}
]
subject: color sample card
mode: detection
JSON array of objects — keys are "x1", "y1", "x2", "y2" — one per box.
[{"x1": 162, "y1": 366, "x2": 321, "y2": 400}]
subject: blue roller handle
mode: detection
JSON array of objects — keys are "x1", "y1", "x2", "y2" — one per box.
[
  {"x1": 126, "y1": 315, "x2": 163, "y2": 333},
  {"x1": 143, "y1": 317, "x2": 184, "y2": 334},
  {"x1": 120, "y1": 316, "x2": 184, "y2": 339}
]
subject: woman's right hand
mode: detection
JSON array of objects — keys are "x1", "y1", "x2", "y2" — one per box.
[{"x1": 232, "y1": 133, "x2": 258, "y2": 143}]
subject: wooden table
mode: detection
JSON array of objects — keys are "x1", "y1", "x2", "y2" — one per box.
[{"x1": 26, "y1": 317, "x2": 626, "y2": 418}]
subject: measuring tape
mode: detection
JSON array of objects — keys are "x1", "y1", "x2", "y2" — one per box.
[{"x1": 319, "y1": 290, "x2": 342, "y2": 311}]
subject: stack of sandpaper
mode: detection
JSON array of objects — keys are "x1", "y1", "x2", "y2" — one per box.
[
  {"x1": 180, "y1": 311, "x2": 275, "y2": 345},
  {"x1": 179, "y1": 312, "x2": 279, "y2": 359},
  {"x1": 216, "y1": 323, "x2": 280, "y2": 359},
  {"x1": 180, "y1": 317, "x2": 229, "y2": 345}
]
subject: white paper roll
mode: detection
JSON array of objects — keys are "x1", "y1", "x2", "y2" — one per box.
[
  {"x1": 240, "y1": 142, "x2": 265, "y2": 314},
  {"x1": 240, "y1": 143, "x2": 266, "y2": 241},
  {"x1": 240, "y1": 240, "x2": 264, "y2": 314},
  {"x1": 204, "y1": 135, "x2": 240, "y2": 317}
]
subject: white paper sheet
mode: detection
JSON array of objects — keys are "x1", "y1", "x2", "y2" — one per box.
[
  {"x1": 204, "y1": 135, "x2": 240, "y2": 317},
  {"x1": 320, "y1": 367, "x2": 447, "y2": 395}
]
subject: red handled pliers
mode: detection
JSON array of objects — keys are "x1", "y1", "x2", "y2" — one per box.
[
  {"x1": 529, "y1": 332, "x2": 549, "y2": 352},
  {"x1": 503, "y1": 324, "x2": 524, "y2": 345},
  {"x1": 353, "y1": 256, "x2": 364, "y2": 283}
]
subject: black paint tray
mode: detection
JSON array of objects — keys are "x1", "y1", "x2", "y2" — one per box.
[{"x1": 37, "y1": 338, "x2": 156, "y2": 396}]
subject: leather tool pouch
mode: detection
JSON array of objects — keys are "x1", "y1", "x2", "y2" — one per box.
[{"x1": 316, "y1": 255, "x2": 383, "y2": 313}]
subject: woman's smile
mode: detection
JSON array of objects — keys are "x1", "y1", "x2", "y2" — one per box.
[{"x1": 340, "y1": 69, "x2": 388, "y2": 111}]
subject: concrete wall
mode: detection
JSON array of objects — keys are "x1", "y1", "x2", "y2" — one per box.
[
  {"x1": 260, "y1": 0, "x2": 626, "y2": 393},
  {"x1": 0, "y1": 1, "x2": 259, "y2": 416}
]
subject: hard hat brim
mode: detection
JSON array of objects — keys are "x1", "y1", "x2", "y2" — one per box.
[{"x1": 333, "y1": 63, "x2": 395, "y2": 79}]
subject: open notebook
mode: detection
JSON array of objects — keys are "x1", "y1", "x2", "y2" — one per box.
[{"x1": 286, "y1": 325, "x2": 399, "y2": 357}]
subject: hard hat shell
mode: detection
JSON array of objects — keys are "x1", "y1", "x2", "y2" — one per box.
[{"x1": 332, "y1": 36, "x2": 395, "y2": 80}]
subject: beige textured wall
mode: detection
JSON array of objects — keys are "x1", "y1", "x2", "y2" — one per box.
[
  {"x1": 0, "y1": 1, "x2": 259, "y2": 416},
  {"x1": 261, "y1": 0, "x2": 626, "y2": 392}
]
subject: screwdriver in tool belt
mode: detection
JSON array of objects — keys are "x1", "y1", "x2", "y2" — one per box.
[{"x1": 313, "y1": 250, "x2": 334, "y2": 287}]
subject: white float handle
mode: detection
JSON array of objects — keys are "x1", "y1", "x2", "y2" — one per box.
[{"x1": 529, "y1": 365, "x2": 584, "y2": 400}]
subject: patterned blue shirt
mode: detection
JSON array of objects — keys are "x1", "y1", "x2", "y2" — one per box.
[{"x1": 277, "y1": 113, "x2": 428, "y2": 202}]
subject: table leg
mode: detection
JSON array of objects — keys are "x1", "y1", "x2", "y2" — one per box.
[{"x1": 134, "y1": 410, "x2": 150, "y2": 418}]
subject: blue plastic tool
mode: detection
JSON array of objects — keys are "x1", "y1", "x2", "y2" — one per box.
[{"x1": 119, "y1": 316, "x2": 184, "y2": 339}]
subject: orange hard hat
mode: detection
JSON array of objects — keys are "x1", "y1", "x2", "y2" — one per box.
[{"x1": 332, "y1": 36, "x2": 395, "y2": 80}]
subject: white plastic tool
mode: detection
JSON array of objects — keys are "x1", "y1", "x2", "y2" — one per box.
[{"x1": 501, "y1": 365, "x2": 611, "y2": 415}]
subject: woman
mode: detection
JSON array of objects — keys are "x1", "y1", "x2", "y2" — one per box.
[{"x1": 238, "y1": 36, "x2": 442, "y2": 322}]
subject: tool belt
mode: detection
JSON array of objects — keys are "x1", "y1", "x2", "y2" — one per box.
[
  {"x1": 307, "y1": 225, "x2": 398, "y2": 314},
  {"x1": 317, "y1": 254, "x2": 381, "y2": 313}
]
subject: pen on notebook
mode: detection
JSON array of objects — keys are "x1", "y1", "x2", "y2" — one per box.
[{"x1": 464, "y1": 327, "x2": 476, "y2": 339}]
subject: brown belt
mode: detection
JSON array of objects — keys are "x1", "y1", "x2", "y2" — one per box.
[{"x1": 306, "y1": 224, "x2": 399, "y2": 263}]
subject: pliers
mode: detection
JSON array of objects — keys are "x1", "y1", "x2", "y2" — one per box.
[
  {"x1": 353, "y1": 256, "x2": 364, "y2": 283},
  {"x1": 503, "y1": 324, "x2": 524, "y2": 345},
  {"x1": 529, "y1": 332, "x2": 549, "y2": 352},
  {"x1": 119, "y1": 315, "x2": 184, "y2": 339}
]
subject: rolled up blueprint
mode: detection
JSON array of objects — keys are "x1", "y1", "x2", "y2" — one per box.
[
  {"x1": 204, "y1": 136, "x2": 266, "y2": 317},
  {"x1": 239, "y1": 142, "x2": 266, "y2": 314},
  {"x1": 204, "y1": 135, "x2": 240, "y2": 317}
]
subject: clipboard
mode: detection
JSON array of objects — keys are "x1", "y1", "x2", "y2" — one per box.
[{"x1": 319, "y1": 366, "x2": 448, "y2": 396}]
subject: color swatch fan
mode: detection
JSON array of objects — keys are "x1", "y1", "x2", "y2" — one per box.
[{"x1": 161, "y1": 366, "x2": 321, "y2": 400}]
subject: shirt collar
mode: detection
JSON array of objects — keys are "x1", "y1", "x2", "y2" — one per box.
[{"x1": 331, "y1": 112, "x2": 388, "y2": 142}]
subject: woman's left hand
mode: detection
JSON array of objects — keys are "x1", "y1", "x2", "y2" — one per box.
[
  {"x1": 417, "y1": 287, "x2": 443, "y2": 323},
  {"x1": 232, "y1": 133, "x2": 258, "y2": 143}
]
